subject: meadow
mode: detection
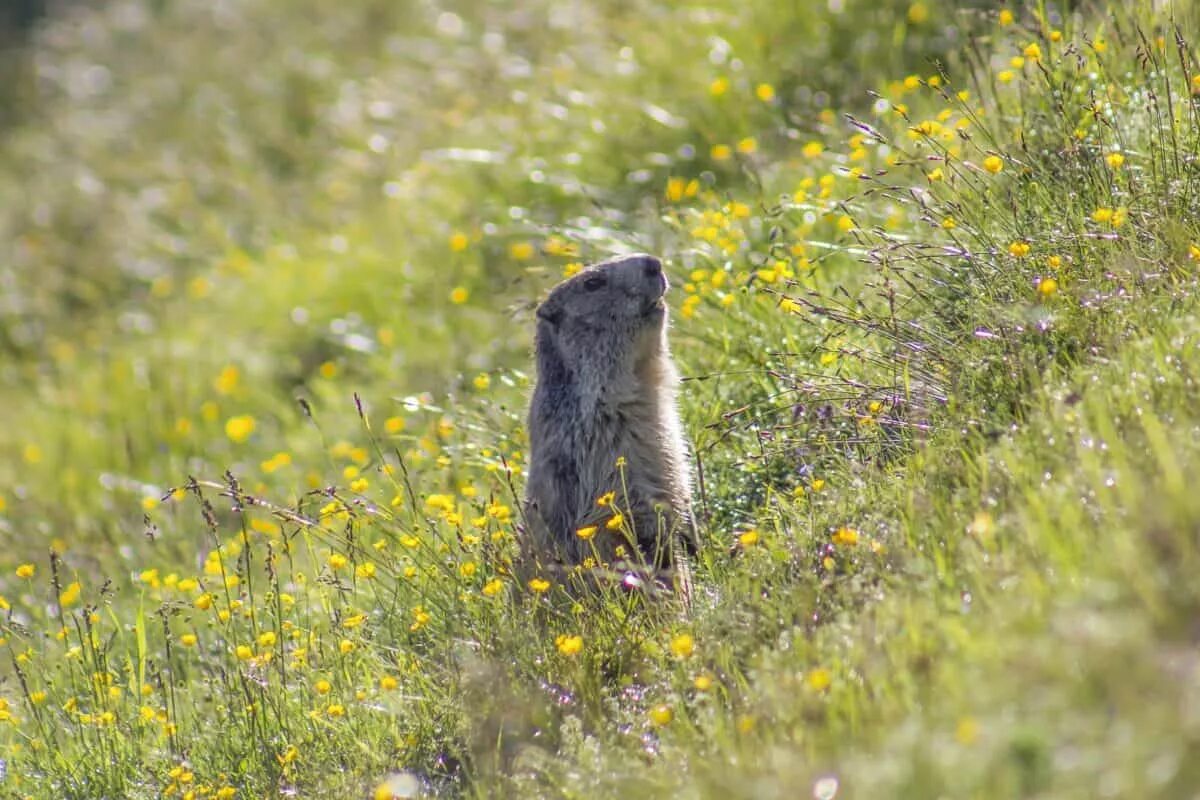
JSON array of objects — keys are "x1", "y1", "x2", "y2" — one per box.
[{"x1": 2, "y1": 0, "x2": 1200, "y2": 797}]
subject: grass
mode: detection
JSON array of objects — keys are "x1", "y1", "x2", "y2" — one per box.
[{"x1": 2, "y1": 0, "x2": 1200, "y2": 797}]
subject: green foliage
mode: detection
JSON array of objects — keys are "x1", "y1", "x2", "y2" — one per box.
[{"x1": 1, "y1": 1, "x2": 1199, "y2": 798}]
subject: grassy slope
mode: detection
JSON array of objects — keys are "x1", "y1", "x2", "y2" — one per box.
[{"x1": 1, "y1": 1, "x2": 1200, "y2": 798}]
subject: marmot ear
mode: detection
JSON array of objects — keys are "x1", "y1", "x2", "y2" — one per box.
[{"x1": 536, "y1": 304, "x2": 563, "y2": 327}]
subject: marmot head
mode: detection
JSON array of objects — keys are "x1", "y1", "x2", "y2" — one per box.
[{"x1": 535, "y1": 254, "x2": 669, "y2": 380}]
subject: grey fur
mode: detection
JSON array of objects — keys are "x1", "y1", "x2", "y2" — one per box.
[{"x1": 523, "y1": 253, "x2": 696, "y2": 584}]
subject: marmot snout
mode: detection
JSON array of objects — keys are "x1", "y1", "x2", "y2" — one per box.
[{"x1": 523, "y1": 253, "x2": 696, "y2": 589}]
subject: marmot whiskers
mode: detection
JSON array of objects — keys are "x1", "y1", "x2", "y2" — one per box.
[{"x1": 523, "y1": 253, "x2": 696, "y2": 594}]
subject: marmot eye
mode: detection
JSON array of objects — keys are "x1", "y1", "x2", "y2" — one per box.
[{"x1": 583, "y1": 275, "x2": 607, "y2": 292}]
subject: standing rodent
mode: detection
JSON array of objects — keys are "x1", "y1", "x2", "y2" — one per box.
[{"x1": 522, "y1": 253, "x2": 696, "y2": 592}]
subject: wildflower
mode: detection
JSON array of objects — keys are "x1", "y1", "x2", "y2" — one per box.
[
  {"x1": 1023, "y1": 42, "x2": 1042, "y2": 61},
  {"x1": 339, "y1": 639, "x2": 356, "y2": 654},
  {"x1": 555, "y1": 634, "x2": 583, "y2": 656},
  {"x1": 738, "y1": 529, "x2": 759, "y2": 547},
  {"x1": 928, "y1": 167, "x2": 944, "y2": 181},
  {"x1": 1008, "y1": 241, "x2": 1031, "y2": 258},
  {"x1": 15, "y1": 564, "x2": 34, "y2": 579},
  {"x1": 997, "y1": 70, "x2": 1015, "y2": 84},
  {"x1": 802, "y1": 141, "x2": 824, "y2": 159},
  {"x1": 596, "y1": 491, "x2": 616, "y2": 507},
  {"x1": 709, "y1": 77, "x2": 729, "y2": 96},
  {"x1": 941, "y1": 216, "x2": 957, "y2": 230},
  {"x1": 606, "y1": 512, "x2": 625, "y2": 530},
  {"x1": 235, "y1": 645, "x2": 253, "y2": 661},
  {"x1": 449, "y1": 287, "x2": 469, "y2": 304},
  {"x1": 1093, "y1": 38, "x2": 1107, "y2": 54},
  {"x1": 807, "y1": 668, "x2": 832, "y2": 691},
  {"x1": 670, "y1": 633, "x2": 695, "y2": 659},
  {"x1": 693, "y1": 674, "x2": 713, "y2": 692},
  {"x1": 1092, "y1": 207, "x2": 1114, "y2": 224},
  {"x1": 1047, "y1": 255, "x2": 1062, "y2": 269},
  {"x1": 1009, "y1": 56, "x2": 1024, "y2": 69},
  {"x1": 384, "y1": 416, "x2": 405, "y2": 434},
  {"x1": 576, "y1": 525, "x2": 598, "y2": 541},
  {"x1": 319, "y1": 361, "x2": 338, "y2": 379},
  {"x1": 328, "y1": 553, "x2": 348, "y2": 571},
  {"x1": 736, "y1": 137, "x2": 758, "y2": 155},
  {"x1": 261, "y1": 452, "x2": 292, "y2": 473},
  {"x1": 258, "y1": 631, "x2": 277, "y2": 647},
  {"x1": 326, "y1": 703, "x2": 346, "y2": 717},
  {"x1": 1050, "y1": 29, "x2": 1062, "y2": 42},
  {"x1": 528, "y1": 578, "x2": 551, "y2": 594},
  {"x1": 60, "y1": 581, "x2": 81, "y2": 607},
  {"x1": 710, "y1": 144, "x2": 732, "y2": 161},
  {"x1": 907, "y1": 2, "x2": 928, "y2": 24},
  {"x1": 562, "y1": 262, "x2": 583, "y2": 277},
  {"x1": 1038, "y1": 277, "x2": 1059, "y2": 297},
  {"x1": 956, "y1": 717, "x2": 980, "y2": 745},
  {"x1": 224, "y1": 415, "x2": 256, "y2": 443},
  {"x1": 314, "y1": 679, "x2": 332, "y2": 695},
  {"x1": 982, "y1": 155, "x2": 1004, "y2": 174},
  {"x1": 194, "y1": 593, "x2": 213, "y2": 610},
  {"x1": 509, "y1": 242, "x2": 535, "y2": 261},
  {"x1": 380, "y1": 675, "x2": 399, "y2": 691},
  {"x1": 648, "y1": 705, "x2": 673, "y2": 726},
  {"x1": 449, "y1": 232, "x2": 469, "y2": 252},
  {"x1": 1189, "y1": 243, "x2": 1200, "y2": 261},
  {"x1": 755, "y1": 83, "x2": 775, "y2": 102},
  {"x1": 216, "y1": 788, "x2": 237, "y2": 799},
  {"x1": 482, "y1": 578, "x2": 504, "y2": 597},
  {"x1": 1106, "y1": 152, "x2": 1125, "y2": 169},
  {"x1": 832, "y1": 527, "x2": 859, "y2": 546},
  {"x1": 342, "y1": 614, "x2": 368, "y2": 629},
  {"x1": 472, "y1": 373, "x2": 490, "y2": 391},
  {"x1": 356, "y1": 562, "x2": 376, "y2": 579},
  {"x1": 180, "y1": 633, "x2": 198, "y2": 648},
  {"x1": 998, "y1": 8, "x2": 1014, "y2": 25}
]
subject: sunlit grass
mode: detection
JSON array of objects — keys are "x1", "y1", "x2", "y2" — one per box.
[{"x1": 1, "y1": 0, "x2": 1200, "y2": 797}]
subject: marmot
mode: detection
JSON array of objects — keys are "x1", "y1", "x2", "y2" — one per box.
[{"x1": 523, "y1": 253, "x2": 696, "y2": 591}]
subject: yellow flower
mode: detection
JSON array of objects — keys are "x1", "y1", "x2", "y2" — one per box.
[
  {"x1": 328, "y1": 553, "x2": 348, "y2": 571},
  {"x1": 1008, "y1": 241, "x2": 1031, "y2": 258},
  {"x1": 907, "y1": 2, "x2": 929, "y2": 24},
  {"x1": 736, "y1": 137, "x2": 758, "y2": 155},
  {"x1": 1038, "y1": 277, "x2": 1059, "y2": 297},
  {"x1": 180, "y1": 633, "x2": 198, "y2": 648},
  {"x1": 449, "y1": 232, "x2": 469, "y2": 252},
  {"x1": 606, "y1": 512, "x2": 625, "y2": 530},
  {"x1": 528, "y1": 578, "x2": 551, "y2": 594},
  {"x1": 596, "y1": 491, "x2": 616, "y2": 507},
  {"x1": 1023, "y1": 42, "x2": 1042, "y2": 61},
  {"x1": 15, "y1": 564, "x2": 34, "y2": 579},
  {"x1": 224, "y1": 415, "x2": 256, "y2": 444},
  {"x1": 380, "y1": 675, "x2": 399, "y2": 691},
  {"x1": 709, "y1": 77, "x2": 729, "y2": 96},
  {"x1": 1092, "y1": 207, "x2": 1114, "y2": 223},
  {"x1": 648, "y1": 705, "x2": 673, "y2": 726},
  {"x1": 472, "y1": 373, "x2": 490, "y2": 391},
  {"x1": 738, "y1": 529, "x2": 759, "y2": 547},
  {"x1": 941, "y1": 216, "x2": 957, "y2": 230},
  {"x1": 258, "y1": 631, "x2": 277, "y2": 647},
  {"x1": 342, "y1": 614, "x2": 368, "y2": 629},
  {"x1": 982, "y1": 155, "x2": 1004, "y2": 174},
  {"x1": 482, "y1": 578, "x2": 504, "y2": 597},
  {"x1": 997, "y1": 70, "x2": 1015, "y2": 84},
  {"x1": 1189, "y1": 243, "x2": 1200, "y2": 261},
  {"x1": 1105, "y1": 152, "x2": 1125, "y2": 169},
  {"x1": 319, "y1": 361, "x2": 338, "y2": 379},
  {"x1": 693, "y1": 674, "x2": 713, "y2": 692},
  {"x1": 314, "y1": 679, "x2": 332, "y2": 695},
  {"x1": 832, "y1": 527, "x2": 859, "y2": 546},
  {"x1": 563, "y1": 262, "x2": 583, "y2": 277},
  {"x1": 555, "y1": 634, "x2": 583, "y2": 656},
  {"x1": 235, "y1": 645, "x2": 253, "y2": 660},
  {"x1": 755, "y1": 83, "x2": 775, "y2": 102},
  {"x1": 710, "y1": 144, "x2": 732, "y2": 161},
  {"x1": 1047, "y1": 255, "x2": 1062, "y2": 269},
  {"x1": 956, "y1": 717, "x2": 980, "y2": 745},
  {"x1": 214, "y1": 365, "x2": 240, "y2": 395},
  {"x1": 326, "y1": 703, "x2": 346, "y2": 717},
  {"x1": 801, "y1": 141, "x2": 824, "y2": 159},
  {"x1": 194, "y1": 593, "x2": 213, "y2": 611},
  {"x1": 669, "y1": 633, "x2": 695, "y2": 659},
  {"x1": 449, "y1": 286, "x2": 469, "y2": 304},
  {"x1": 356, "y1": 562, "x2": 376, "y2": 579},
  {"x1": 60, "y1": 581, "x2": 81, "y2": 607},
  {"x1": 1093, "y1": 38, "x2": 1107, "y2": 54},
  {"x1": 576, "y1": 525, "x2": 598, "y2": 541},
  {"x1": 339, "y1": 639, "x2": 356, "y2": 654},
  {"x1": 384, "y1": 416, "x2": 405, "y2": 434},
  {"x1": 807, "y1": 668, "x2": 832, "y2": 691},
  {"x1": 998, "y1": 8, "x2": 1014, "y2": 25}
]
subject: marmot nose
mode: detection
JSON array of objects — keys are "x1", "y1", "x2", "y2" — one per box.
[{"x1": 640, "y1": 256, "x2": 663, "y2": 279}]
